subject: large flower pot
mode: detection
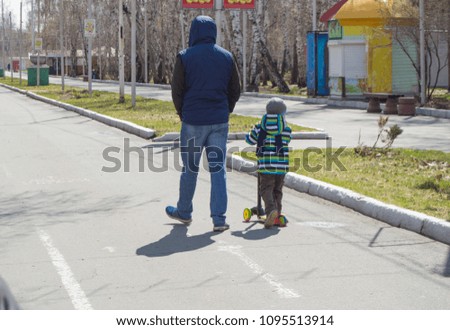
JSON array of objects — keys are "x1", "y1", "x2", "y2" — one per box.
[{"x1": 398, "y1": 97, "x2": 416, "y2": 116}]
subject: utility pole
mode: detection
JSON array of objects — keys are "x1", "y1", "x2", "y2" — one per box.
[
  {"x1": 88, "y1": 0, "x2": 93, "y2": 96},
  {"x1": 243, "y1": 11, "x2": 247, "y2": 93},
  {"x1": 419, "y1": 0, "x2": 426, "y2": 105},
  {"x1": 31, "y1": 0, "x2": 35, "y2": 56},
  {"x1": 180, "y1": 11, "x2": 186, "y2": 49},
  {"x1": 60, "y1": 0, "x2": 64, "y2": 92},
  {"x1": 37, "y1": 0, "x2": 40, "y2": 86},
  {"x1": 97, "y1": 32, "x2": 102, "y2": 80},
  {"x1": 9, "y1": 11, "x2": 12, "y2": 80},
  {"x1": 118, "y1": 0, "x2": 125, "y2": 103},
  {"x1": 1, "y1": 0, "x2": 6, "y2": 73},
  {"x1": 19, "y1": 1, "x2": 22, "y2": 84},
  {"x1": 131, "y1": 0, "x2": 136, "y2": 109},
  {"x1": 215, "y1": 0, "x2": 223, "y2": 46},
  {"x1": 37, "y1": 0, "x2": 40, "y2": 34},
  {"x1": 312, "y1": 0, "x2": 317, "y2": 31},
  {"x1": 144, "y1": 0, "x2": 148, "y2": 84}
]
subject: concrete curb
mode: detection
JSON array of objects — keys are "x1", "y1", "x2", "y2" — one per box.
[
  {"x1": 0, "y1": 83, "x2": 156, "y2": 139},
  {"x1": 154, "y1": 131, "x2": 329, "y2": 142},
  {"x1": 416, "y1": 107, "x2": 450, "y2": 119},
  {"x1": 227, "y1": 155, "x2": 450, "y2": 246},
  {"x1": 153, "y1": 132, "x2": 180, "y2": 142}
]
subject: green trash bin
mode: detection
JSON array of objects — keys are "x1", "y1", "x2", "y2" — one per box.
[
  {"x1": 27, "y1": 66, "x2": 49, "y2": 86},
  {"x1": 0, "y1": 69, "x2": 4, "y2": 78}
]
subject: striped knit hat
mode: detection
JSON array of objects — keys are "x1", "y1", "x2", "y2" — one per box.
[{"x1": 266, "y1": 97, "x2": 287, "y2": 114}]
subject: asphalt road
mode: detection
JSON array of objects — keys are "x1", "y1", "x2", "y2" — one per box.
[{"x1": 1, "y1": 86, "x2": 450, "y2": 310}]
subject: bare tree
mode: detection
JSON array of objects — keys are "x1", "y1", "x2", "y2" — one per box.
[
  {"x1": 387, "y1": 0, "x2": 448, "y2": 100},
  {"x1": 248, "y1": 0, "x2": 290, "y2": 93},
  {"x1": 15, "y1": 0, "x2": 445, "y2": 101}
]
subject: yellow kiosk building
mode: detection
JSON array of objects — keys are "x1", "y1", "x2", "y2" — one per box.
[{"x1": 327, "y1": 0, "x2": 418, "y2": 98}]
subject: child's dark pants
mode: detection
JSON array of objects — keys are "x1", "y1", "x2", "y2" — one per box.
[{"x1": 259, "y1": 173, "x2": 285, "y2": 215}]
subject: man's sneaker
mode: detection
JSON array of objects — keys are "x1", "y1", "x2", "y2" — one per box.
[
  {"x1": 264, "y1": 210, "x2": 279, "y2": 229},
  {"x1": 165, "y1": 206, "x2": 192, "y2": 225},
  {"x1": 213, "y1": 223, "x2": 230, "y2": 232}
]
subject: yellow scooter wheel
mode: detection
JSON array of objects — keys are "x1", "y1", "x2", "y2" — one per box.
[{"x1": 243, "y1": 208, "x2": 252, "y2": 222}]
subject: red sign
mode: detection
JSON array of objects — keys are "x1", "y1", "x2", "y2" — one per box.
[
  {"x1": 223, "y1": 0, "x2": 255, "y2": 10},
  {"x1": 182, "y1": 0, "x2": 214, "y2": 9}
]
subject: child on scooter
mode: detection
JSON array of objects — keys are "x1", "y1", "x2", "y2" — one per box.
[{"x1": 245, "y1": 97, "x2": 292, "y2": 228}]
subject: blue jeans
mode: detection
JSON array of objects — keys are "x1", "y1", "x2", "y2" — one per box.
[{"x1": 176, "y1": 122, "x2": 229, "y2": 226}]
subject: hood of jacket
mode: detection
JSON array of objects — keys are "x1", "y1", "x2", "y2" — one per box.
[
  {"x1": 261, "y1": 114, "x2": 286, "y2": 136},
  {"x1": 188, "y1": 16, "x2": 217, "y2": 47}
]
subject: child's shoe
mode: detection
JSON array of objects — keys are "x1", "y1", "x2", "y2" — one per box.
[
  {"x1": 275, "y1": 214, "x2": 288, "y2": 227},
  {"x1": 264, "y1": 210, "x2": 279, "y2": 229}
]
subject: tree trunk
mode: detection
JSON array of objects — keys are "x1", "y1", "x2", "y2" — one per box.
[
  {"x1": 70, "y1": 47, "x2": 77, "y2": 77},
  {"x1": 259, "y1": 39, "x2": 290, "y2": 93},
  {"x1": 448, "y1": 0, "x2": 450, "y2": 91},
  {"x1": 291, "y1": 41, "x2": 299, "y2": 85},
  {"x1": 280, "y1": 4, "x2": 289, "y2": 78},
  {"x1": 229, "y1": 11, "x2": 243, "y2": 65},
  {"x1": 248, "y1": 30, "x2": 260, "y2": 90},
  {"x1": 249, "y1": 5, "x2": 290, "y2": 93},
  {"x1": 295, "y1": 0, "x2": 309, "y2": 87}
]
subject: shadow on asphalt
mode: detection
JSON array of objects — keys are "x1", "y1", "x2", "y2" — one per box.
[
  {"x1": 136, "y1": 224, "x2": 221, "y2": 258},
  {"x1": 444, "y1": 248, "x2": 450, "y2": 278},
  {"x1": 136, "y1": 222, "x2": 282, "y2": 257},
  {"x1": 0, "y1": 190, "x2": 139, "y2": 242},
  {"x1": 366, "y1": 227, "x2": 450, "y2": 278},
  {"x1": 230, "y1": 221, "x2": 280, "y2": 240}
]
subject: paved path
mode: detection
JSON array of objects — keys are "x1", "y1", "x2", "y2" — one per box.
[
  {"x1": 1, "y1": 86, "x2": 450, "y2": 310},
  {"x1": 46, "y1": 76, "x2": 450, "y2": 152}
]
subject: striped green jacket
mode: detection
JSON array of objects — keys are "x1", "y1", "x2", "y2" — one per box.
[{"x1": 245, "y1": 114, "x2": 292, "y2": 175}]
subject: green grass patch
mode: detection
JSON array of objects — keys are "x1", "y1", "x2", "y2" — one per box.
[
  {"x1": 241, "y1": 148, "x2": 450, "y2": 220},
  {"x1": 0, "y1": 78, "x2": 314, "y2": 136},
  {"x1": 428, "y1": 88, "x2": 450, "y2": 109}
]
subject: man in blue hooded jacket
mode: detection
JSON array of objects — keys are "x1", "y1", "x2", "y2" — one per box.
[{"x1": 166, "y1": 16, "x2": 241, "y2": 232}]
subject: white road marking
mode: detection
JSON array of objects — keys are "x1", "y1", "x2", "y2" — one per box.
[
  {"x1": 219, "y1": 245, "x2": 300, "y2": 299},
  {"x1": 103, "y1": 246, "x2": 115, "y2": 253},
  {"x1": 37, "y1": 229, "x2": 93, "y2": 310}
]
